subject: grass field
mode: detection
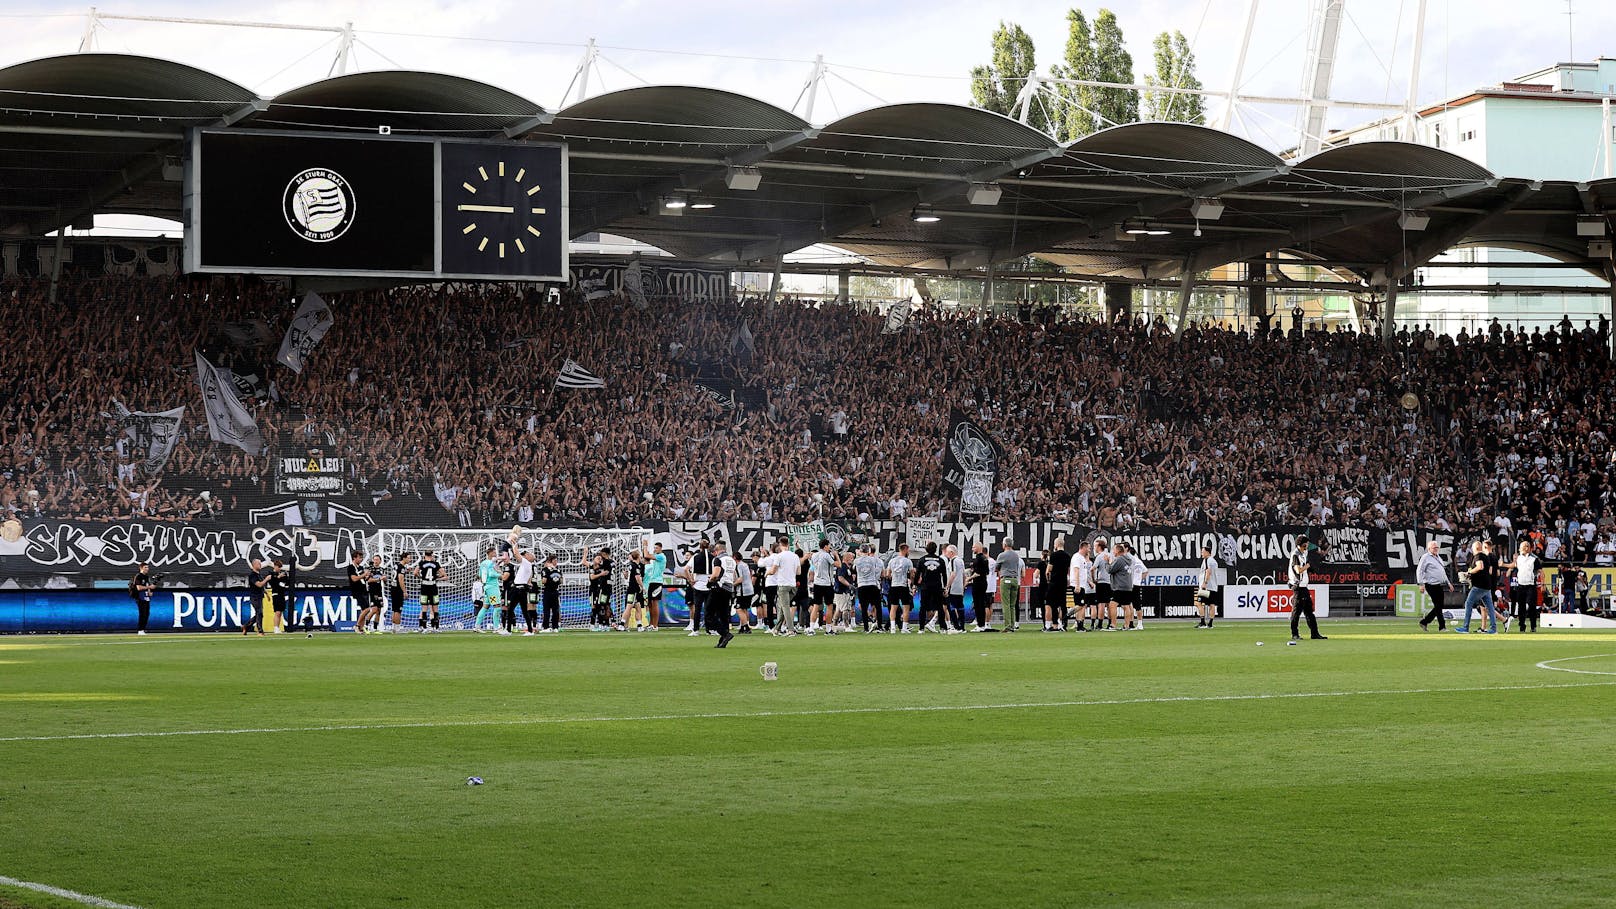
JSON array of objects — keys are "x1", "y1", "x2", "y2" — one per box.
[{"x1": 4, "y1": 620, "x2": 1616, "y2": 909}]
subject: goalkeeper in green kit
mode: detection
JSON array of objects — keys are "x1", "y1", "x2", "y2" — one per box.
[{"x1": 475, "y1": 547, "x2": 503, "y2": 633}]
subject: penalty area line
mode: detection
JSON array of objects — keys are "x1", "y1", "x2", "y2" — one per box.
[
  {"x1": 3, "y1": 679, "x2": 1614, "y2": 745},
  {"x1": 0, "y1": 873, "x2": 144, "y2": 909}
]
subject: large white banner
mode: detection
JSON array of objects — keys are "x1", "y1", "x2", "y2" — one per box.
[
  {"x1": 905, "y1": 516, "x2": 941, "y2": 552},
  {"x1": 194, "y1": 351, "x2": 263, "y2": 454},
  {"x1": 275, "y1": 292, "x2": 334, "y2": 374},
  {"x1": 1222, "y1": 584, "x2": 1332, "y2": 619}
]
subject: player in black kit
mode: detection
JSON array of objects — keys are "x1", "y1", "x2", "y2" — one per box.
[
  {"x1": 540, "y1": 553, "x2": 564, "y2": 632},
  {"x1": 244, "y1": 557, "x2": 267, "y2": 636},
  {"x1": 348, "y1": 552, "x2": 373, "y2": 634},
  {"x1": 589, "y1": 547, "x2": 614, "y2": 630},
  {"x1": 916, "y1": 542, "x2": 954, "y2": 633},
  {"x1": 366, "y1": 555, "x2": 387, "y2": 633},
  {"x1": 417, "y1": 550, "x2": 443, "y2": 632},
  {"x1": 390, "y1": 553, "x2": 415, "y2": 633},
  {"x1": 270, "y1": 558, "x2": 294, "y2": 632}
]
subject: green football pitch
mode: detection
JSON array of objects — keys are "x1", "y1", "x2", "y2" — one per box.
[{"x1": 4, "y1": 621, "x2": 1616, "y2": 909}]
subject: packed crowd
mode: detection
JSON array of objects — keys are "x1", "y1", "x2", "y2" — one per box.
[{"x1": 1, "y1": 274, "x2": 1614, "y2": 563}]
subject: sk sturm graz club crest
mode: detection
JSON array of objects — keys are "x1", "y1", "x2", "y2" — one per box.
[{"x1": 283, "y1": 168, "x2": 356, "y2": 242}]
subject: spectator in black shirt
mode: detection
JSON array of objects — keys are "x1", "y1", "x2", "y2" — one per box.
[
  {"x1": 243, "y1": 557, "x2": 266, "y2": 636},
  {"x1": 129, "y1": 563, "x2": 155, "y2": 635}
]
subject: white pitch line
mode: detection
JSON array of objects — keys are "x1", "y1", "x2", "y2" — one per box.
[
  {"x1": 3, "y1": 680, "x2": 1613, "y2": 745},
  {"x1": 1535, "y1": 653, "x2": 1616, "y2": 676},
  {"x1": 0, "y1": 873, "x2": 144, "y2": 909}
]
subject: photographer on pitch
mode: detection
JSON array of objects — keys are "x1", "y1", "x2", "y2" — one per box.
[{"x1": 129, "y1": 563, "x2": 157, "y2": 635}]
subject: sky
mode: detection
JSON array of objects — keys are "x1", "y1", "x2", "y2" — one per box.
[{"x1": 3, "y1": 0, "x2": 1612, "y2": 151}]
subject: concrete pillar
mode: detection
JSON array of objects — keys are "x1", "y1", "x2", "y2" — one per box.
[
  {"x1": 837, "y1": 268, "x2": 850, "y2": 304},
  {"x1": 1382, "y1": 278, "x2": 1399, "y2": 344},
  {"x1": 1246, "y1": 259, "x2": 1268, "y2": 333}
]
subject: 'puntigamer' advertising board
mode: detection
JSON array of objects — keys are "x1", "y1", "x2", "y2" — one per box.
[{"x1": 0, "y1": 588, "x2": 361, "y2": 634}]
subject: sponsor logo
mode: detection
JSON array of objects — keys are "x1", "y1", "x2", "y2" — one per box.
[{"x1": 283, "y1": 168, "x2": 356, "y2": 242}]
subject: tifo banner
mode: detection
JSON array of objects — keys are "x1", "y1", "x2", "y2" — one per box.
[
  {"x1": 569, "y1": 260, "x2": 732, "y2": 302},
  {"x1": 104, "y1": 401, "x2": 185, "y2": 473},
  {"x1": 1222, "y1": 584, "x2": 1332, "y2": 619},
  {"x1": 0, "y1": 587, "x2": 359, "y2": 634},
  {"x1": 275, "y1": 292, "x2": 334, "y2": 374}
]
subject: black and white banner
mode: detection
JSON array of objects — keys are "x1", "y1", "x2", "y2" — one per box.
[
  {"x1": 275, "y1": 292, "x2": 334, "y2": 374},
  {"x1": 569, "y1": 260, "x2": 731, "y2": 302},
  {"x1": 105, "y1": 401, "x2": 185, "y2": 473},
  {"x1": 555, "y1": 358, "x2": 606, "y2": 389},
  {"x1": 942, "y1": 409, "x2": 1004, "y2": 510},
  {"x1": 194, "y1": 351, "x2": 263, "y2": 454},
  {"x1": 882, "y1": 303, "x2": 911, "y2": 334}
]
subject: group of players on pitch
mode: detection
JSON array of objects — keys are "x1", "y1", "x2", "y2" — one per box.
[{"x1": 439, "y1": 533, "x2": 1184, "y2": 646}]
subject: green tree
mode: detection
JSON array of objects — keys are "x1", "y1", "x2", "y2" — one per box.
[
  {"x1": 1049, "y1": 8, "x2": 1136, "y2": 141},
  {"x1": 969, "y1": 21, "x2": 1049, "y2": 133},
  {"x1": 1089, "y1": 9, "x2": 1137, "y2": 129},
  {"x1": 1143, "y1": 29, "x2": 1205, "y2": 124},
  {"x1": 1049, "y1": 9, "x2": 1095, "y2": 140}
]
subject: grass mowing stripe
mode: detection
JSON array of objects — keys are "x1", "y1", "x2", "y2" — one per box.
[
  {"x1": 4, "y1": 678, "x2": 1611, "y2": 745},
  {"x1": 0, "y1": 874, "x2": 143, "y2": 909}
]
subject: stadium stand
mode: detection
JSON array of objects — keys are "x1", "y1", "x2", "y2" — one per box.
[{"x1": 1, "y1": 275, "x2": 1613, "y2": 557}]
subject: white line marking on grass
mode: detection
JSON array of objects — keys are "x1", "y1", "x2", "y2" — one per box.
[
  {"x1": 0, "y1": 873, "x2": 144, "y2": 909},
  {"x1": 1535, "y1": 653, "x2": 1616, "y2": 676},
  {"x1": 3, "y1": 680, "x2": 1612, "y2": 745}
]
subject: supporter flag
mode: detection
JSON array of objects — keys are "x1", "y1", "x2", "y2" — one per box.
[
  {"x1": 217, "y1": 319, "x2": 274, "y2": 349},
  {"x1": 275, "y1": 292, "x2": 334, "y2": 374},
  {"x1": 882, "y1": 303, "x2": 911, "y2": 334},
  {"x1": 577, "y1": 277, "x2": 612, "y2": 302},
  {"x1": 622, "y1": 259, "x2": 651, "y2": 310},
  {"x1": 104, "y1": 401, "x2": 186, "y2": 473},
  {"x1": 730, "y1": 320, "x2": 755, "y2": 361},
  {"x1": 555, "y1": 358, "x2": 606, "y2": 390},
  {"x1": 194, "y1": 351, "x2": 264, "y2": 454},
  {"x1": 941, "y1": 408, "x2": 1004, "y2": 492}
]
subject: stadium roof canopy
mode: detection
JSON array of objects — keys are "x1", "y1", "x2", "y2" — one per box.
[{"x1": 2, "y1": 52, "x2": 1613, "y2": 289}]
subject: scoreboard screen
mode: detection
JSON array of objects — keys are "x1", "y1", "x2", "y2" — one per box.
[{"x1": 184, "y1": 129, "x2": 567, "y2": 281}]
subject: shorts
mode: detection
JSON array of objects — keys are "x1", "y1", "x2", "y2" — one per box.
[
  {"x1": 483, "y1": 589, "x2": 502, "y2": 607},
  {"x1": 1196, "y1": 587, "x2": 1220, "y2": 606},
  {"x1": 647, "y1": 582, "x2": 664, "y2": 600},
  {"x1": 1112, "y1": 588, "x2": 1137, "y2": 606},
  {"x1": 1095, "y1": 584, "x2": 1112, "y2": 603},
  {"x1": 350, "y1": 590, "x2": 370, "y2": 609},
  {"x1": 858, "y1": 585, "x2": 882, "y2": 610},
  {"x1": 813, "y1": 585, "x2": 835, "y2": 607},
  {"x1": 888, "y1": 586, "x2": 911, "y2": 608},
  {"x1": 834, "y1": 591, "x2": 852, "y2": 610},
  {"x1": 390, "y1": 588, "x2": 406, "y2": 610},
  {"x1": 625, "y1": 584, "x2": 643, "y2": 604},
  {"x1": 420, "y1": 587, "x2": 440, "y2": 607}
]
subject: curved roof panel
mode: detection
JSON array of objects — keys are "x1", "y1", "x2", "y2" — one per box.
[
  {"x1": 538, "y1": 85, "x2": 807, "y2": 153},
  {"x1": 794, "y1": 103, "x2": 1055, "y2": 175},
  {"x1": 1063, "y1": 121, "x2": 1284, "y2": 174},
  {"x1": 0, "y1": 52, "x2": 256, "y2": 124},
  {"x1": 247, "y1": 70, "x2": 545, "y2": 134},
  {"x1": 1292, "y1": 140, "x2": 1496, "y2": 187}
]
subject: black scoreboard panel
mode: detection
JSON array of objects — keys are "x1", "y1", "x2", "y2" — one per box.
[
  {"x1": 439, "y1": 141, "x2": 565, "y2": 279},
  {"x1": 185, "y1": 130, "x2": 567, "y2": 281}
]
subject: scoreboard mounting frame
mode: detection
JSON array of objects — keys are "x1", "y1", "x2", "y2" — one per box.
[{"x1": 183, "y1": 128, "x2": 568, "y2": 282}]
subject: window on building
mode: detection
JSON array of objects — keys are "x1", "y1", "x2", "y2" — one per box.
[
  {"x1": 1457, "y1": 115, "x2": 1477, "y2": 143},
  {"x1": 1430, "y1": 122, "x2": 1445, "y2": 148}
]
